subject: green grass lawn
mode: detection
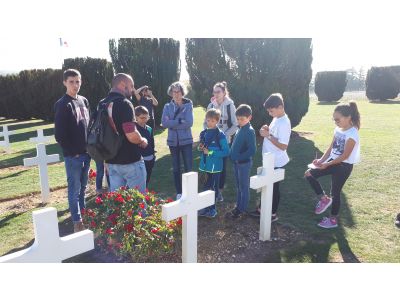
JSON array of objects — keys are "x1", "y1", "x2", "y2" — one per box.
[{"x1": 1, "y1": 96, "x2": 400, "y2": 262}]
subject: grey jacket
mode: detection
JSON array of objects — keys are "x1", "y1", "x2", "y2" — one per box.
[
  {"x1": 161, "y1": 98, "x2": 194, "y2": 147},
  {"x1": 203, "y1": 97, "x2": 238, "y2": 143}
]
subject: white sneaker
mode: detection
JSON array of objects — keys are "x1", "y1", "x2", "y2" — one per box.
[{"x1": 176, "y1": 194, "x2": 182, "y2": 200}]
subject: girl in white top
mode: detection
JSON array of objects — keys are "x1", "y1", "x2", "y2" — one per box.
[{"x1": 305, "y1": 101, "x2": 361, "y2": 229}]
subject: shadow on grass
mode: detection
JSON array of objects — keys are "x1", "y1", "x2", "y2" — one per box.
[
  {"x1": 0, "y1": 169, "x2": 28, "y2": 179},
  {"x1": 276, "y1": 131, "x2": 360, "y2": 262},
  {"x1": 0, "y1": 142, "x2": 64, "y2": 169},
  {"x1": 0, "y1": 212, "x2": 24, "y2": 229},
  {"x1": 6, "y1": 127, "x2": 55, "y2": 144},
  {"x1": 0, "y1": 120, "x2": 50, "y2": 132},
  {"x1": 316, "y1": 101, "x2": 340, "y2": 105},
  {"x1": 369, "y1": 100, "x2": 400, "y2": 104}
]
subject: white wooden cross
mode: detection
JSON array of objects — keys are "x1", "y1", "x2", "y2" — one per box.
[
  {"x1": 0, "y1": 207, "x2": 94, "y2": 263},
  {"x1": 162, "y1": 172, "x2": 214, "y2": 263},
  {"x1": 23, "y1": 143, "x2": 60, "y2": 203},
  {"x1": 250, "y1": 152, "x2": 285, "y2": 241},
  {"x1": 29, "y1": 128, "x2": 53, "y2": 144},
  {"x1": 0, "y1": 125, "x2": 16, "y2": 153}
]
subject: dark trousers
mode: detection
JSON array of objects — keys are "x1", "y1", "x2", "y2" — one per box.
[
  {"x1": 144, "y1": 157, "x2": 155, "y2": 186},
  {"x1": 306, "y1": 162, "x2": 353, "y2": 215},
  {"x1": 203, "y1": 172, "x2": 220, "y2": 210},
  {"x1": 169, "y1": 144, "x2": 193, "y2": 194}
]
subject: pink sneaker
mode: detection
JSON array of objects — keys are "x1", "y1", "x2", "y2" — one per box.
[
  {"x1": 317, "y1": 217, "x2": 338, "y2": 229},
  {"x1": 315, "y1": 195, "x2": 332, "y2": 214}
]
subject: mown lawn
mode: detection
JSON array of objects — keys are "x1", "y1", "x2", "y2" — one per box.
[{"x1": 1, "y1": 95, "x2": 399, "y2": 262}]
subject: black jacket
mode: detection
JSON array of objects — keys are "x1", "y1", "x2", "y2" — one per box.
[{"x1": 54, "y1": 94, "x2": 90, "y2": 157}]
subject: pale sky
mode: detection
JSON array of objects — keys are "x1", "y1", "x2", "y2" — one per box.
[{"x1": 1, "y1": 36, "x2": 400, "y2": 79}]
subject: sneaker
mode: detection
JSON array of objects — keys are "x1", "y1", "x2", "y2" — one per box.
[
  {"x1": 198, "y1": 208, "x2": 209, "y2": 217},
  {"x1": 248, "y1": 208, "x2": 261, "y2": 218},
  {"x1": 315, "y1": 195, "x2": 332, "y2": 215},
  {"x1": 317, "y1": 216, "x2": 338, "y2": 229},
  {"x1": 176, "y1": 194, "x2": 182, "y2": 201},
  {"x1": 217, "y1": 193, "x2": 224, "y2": 202},
  {"x1": 229, "y1": 208, "x2": 242, "y2": 219},
  {"x1": 271, "y1": 214, "x2": 279, "y2": 222},
  {"x1": 395, "y1": 213, "x2": 400, "y2": 228},
  {"x1": 204, "y1": 208, "x2": 218, "y2": 218}
]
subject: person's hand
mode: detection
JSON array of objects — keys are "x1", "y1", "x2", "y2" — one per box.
[
  {"x1": 199, "y1": 143, "x2": 204, "y2": 150},
  {"x1": 203, "y1": 148, "x2": 209, "y2": 155},
  {"x1": 312, "y1": 159, "x2": 323, "y2": 166},
  {"x1": 259, "y1": 125, "x2": 269, "y2": 137},
  {"x1": 139, "y1": 138, "x2": 148, "y2": 148},
  {"x1": 318, "y1": 162, "x2": 329, "y2": 169},
  {"x1": 148, "y1": 90, "x2": 153, "y2": 97}
]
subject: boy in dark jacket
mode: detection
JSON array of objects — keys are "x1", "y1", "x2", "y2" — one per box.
[
  {"x1": 54, "y1": 69, "x2": 91, "y2": 233},
  {"x1": 135, "y1": 106, "x2": 156, "y2": 186},
  {"x1": 229, "y1": 104, "x2": 257, "y2": 219}
]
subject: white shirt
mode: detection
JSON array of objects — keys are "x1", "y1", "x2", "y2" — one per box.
[
  {"x1": 262, "y1": 114, "x2": 291, "y2": 167},
  {"x1": 329, "y1": 126, "x2": 360, "y2": 164}
]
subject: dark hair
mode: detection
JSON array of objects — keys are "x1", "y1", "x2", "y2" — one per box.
[
  {"x1": 167, "y1": 81, "x2": 186, "y2": 97},
  {"x1": 63, "y1": 69, "x2": 81, "y2": 81},
  {"x1": 205, "y1": 108, "x2": 221, "y2": 121},
  {"x1": 264, "y1": 93, "x2": 284, "y2": 109},
  {"x1": 334, "y1": 101, "x2": 361, "y2": 129},
  {"x1": 213, "y1": 81, "x2": 229, "y2": 97},
  {"x1": 134, "y1": 105, "x2": 149, "y2": 117},
  {"x1": 235, "y1": 104, "x2": 252, "y2": 117}
]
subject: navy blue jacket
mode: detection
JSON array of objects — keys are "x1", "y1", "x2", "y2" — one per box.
[{"x1": 229, "y1": 123, "x2": 256, "y2": 163}]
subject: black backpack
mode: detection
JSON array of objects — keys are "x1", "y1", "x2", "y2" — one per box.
[{"x1": 86, "y1": 99, "x2": 123, "y2": 161}]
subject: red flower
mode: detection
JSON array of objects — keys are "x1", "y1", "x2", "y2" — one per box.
[
  {"x1": 89, "y1": 169, "x2": 97, "y2": 179},
  {"x1": 177, "y1": 217, "x2": 182, "y2": 225},
  {"x1": 127, "y1": 210, "x2": 133, "y2": 217},
  {"x1": 139, "y1": 202, "x2": 145, "y2": 209},
  {"x1": 107, "y1": 213, "x2": 118, "y2": 222},
  {"x1": 80, "y1": 208, "x2": 86, "y2": 216},
  {"x1": 90, "y1": 221, "x2": 96, "y2": 228},
  {"x1": 126, "y1": 195, "x2": 132, "y2": 201},
  {"x1": 87, "y1": 209, "x2": 95, "y2": 217},
  {"x1": 145, "y1": 188, "x2": 149, "y2": 193},
  {"x1": 124, "y1": 223, "x2": 134, "y2": 233},
  {"x1": 145, "y1": 195, "x2": 151, "y2": 202},
  {"x1": 134, "y1": 185, "x2": 139, "y2": 190},
  {"x1": 150, "y1": 190, "x2": 156, "y2": 195},
  {"x1": 115, "y1": 194, "x2": 124, "y2": 203},
  {"x1": 166, "y1": 198, "x2": 174, "y2": 203},
  {"x1": 106, "y1": 228, "x2": 114, "y2": 235},
  {"x1": 151, "y1": 228, "x2": 160, "y2": 234},
  {"x1": 95, "y1": 197, "x2": 103, "y2": 205},
  {"x1": 155, "y1": 201, "x2": 159, "y2": 206},
  {"x1": 120, "y1": 186, "x2": 127, "y2": 191}
]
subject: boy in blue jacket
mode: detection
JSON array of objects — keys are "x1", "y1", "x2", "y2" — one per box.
[
  {"x1": 229, "y1": 104, "x2": 257, "y2": 219},
  {"x1": 198, "y1": 109, "x2": 230, "y2": 218}
]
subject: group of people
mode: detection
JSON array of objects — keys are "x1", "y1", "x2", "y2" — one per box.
[{"x1": 55, "y1": 68, "x2": 362, "y2": 233}]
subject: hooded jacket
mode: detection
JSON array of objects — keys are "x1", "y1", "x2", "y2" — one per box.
[{"x1": 161, "y1": 98, "x2": 194, "y2": 147}]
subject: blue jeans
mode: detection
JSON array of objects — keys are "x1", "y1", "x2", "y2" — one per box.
[
  {"x1": 64, "y1": 153, "x2": 91, "y2": 223},
  {"x1": 169, "y1": 144, "x2": 193, "y2": 194},
  {"x1": 203, "y1": 172, "x2": 220, "y2": 210},
  {"x1": 95, "y1": 160, "x2": 110, "y2": 192},
  {"x1": 108, "y1": 160, "x2": 147, "y2": 193},
  {"x1": 233, "y1": 160, "x2": 253, "y2": 213}
]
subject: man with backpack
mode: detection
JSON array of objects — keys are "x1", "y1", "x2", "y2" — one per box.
[
  {"x1": 93, "y1": 73, "x2": 148, "y2": 193},
  {"x1": 55, "y1": 69, "x2": 91, "y2": 233}
]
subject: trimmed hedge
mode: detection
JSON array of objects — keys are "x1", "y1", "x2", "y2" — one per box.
[
  {"x1": 366, "y1": 66, "x2": 400, "y2": 101},
  {"x1": 314, "y1": 71, "x2": 347, "y2": 102},
  {"x1": 109, "y1": 38, "x2": 181, "y2": 125},
  {"x1": 185, "y1": 38, "x2": 313, "y2": 129},
  {"x1": 0, "y1": 58, "x2": 114, "y2": 121}
]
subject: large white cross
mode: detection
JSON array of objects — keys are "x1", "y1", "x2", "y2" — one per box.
[
  {"x1": 250, "y1": 153, "x2": 285, "y2": 241},
  {"x1": 29, "y1": 129, "x2": 53, "y2": 144},
  {"x1": 0, "y1": 207, "x2": 94, "y2": 263},
  {"x1": 23, "y1": 143, "x2": 60, "y2": 203},
  {"x1": 0, "y1": 125, "x2": 16, "y2": 153},
  {"x1": 162, "y1": 172, "x2": 214, "y2": 263}
]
